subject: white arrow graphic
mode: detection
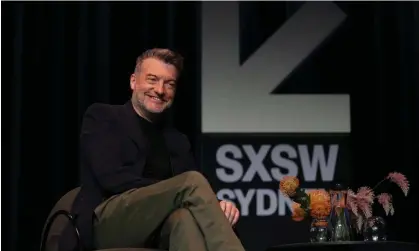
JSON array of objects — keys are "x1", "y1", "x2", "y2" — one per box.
[{"x1": 202, "y1": 1, "x2": 350, "y2": 133}]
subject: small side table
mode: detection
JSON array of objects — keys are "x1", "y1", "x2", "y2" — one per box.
[{"x1": 266, "y1": 241, "x2": 419, "y2": 251}]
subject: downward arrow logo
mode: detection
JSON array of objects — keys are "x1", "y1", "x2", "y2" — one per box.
[{"x1": 202, "y1": 2, "x2": 350, "y2": 133}]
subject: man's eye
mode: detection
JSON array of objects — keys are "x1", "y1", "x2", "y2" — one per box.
[
  {"x1": 148, "y1": 78, "x2": 157, "y2": 82},
  {"x1": 166, "y1": 82, "x2": 176, "y2": 88}
]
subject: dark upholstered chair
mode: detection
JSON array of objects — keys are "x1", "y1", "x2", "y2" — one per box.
[{"x1": 40, "y1": 187, "x2": 165, "y2": 251}]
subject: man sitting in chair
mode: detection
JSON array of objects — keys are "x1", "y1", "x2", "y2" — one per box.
[{"x1": 59, "y1": 48, "x2": 246, "y2": 251}]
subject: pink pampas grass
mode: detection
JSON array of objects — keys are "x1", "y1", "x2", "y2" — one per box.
[
  {"x1": 356, "y1": 187, "x2": 374, "y2": 218},
  {"x1": 346, "y1": 171, "x2": 409, "y2": 232},
  {"x1": 377, "y1": 193, "x2": 394, "y2": 216},
  {"x1": 387, "y1": 172, "x2": 410, "y2": 196},
  {"x1": 347, "y1": 189, "x2": 358, "y2": 216},
  {"x1": 357, "y1": 186, "x2": 375, "y2": 203}
]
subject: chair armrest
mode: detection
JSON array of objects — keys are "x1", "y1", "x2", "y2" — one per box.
[{"x1": 40, "y1": 210, "x2": 83, "y2": 251}]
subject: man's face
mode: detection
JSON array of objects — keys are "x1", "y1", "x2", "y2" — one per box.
[{"x1": 130, "y1": 58, "x2": 178, "y2": 119}]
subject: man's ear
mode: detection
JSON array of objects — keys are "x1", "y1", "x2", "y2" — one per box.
[{"x1": 129, "y1": 74, "x2": 136, "y2": 91}]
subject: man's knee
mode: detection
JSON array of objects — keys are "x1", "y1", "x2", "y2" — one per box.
[
  {"x1": 181, "y1": 171, "x2": 210, "y2": 188},
  {"x1": 165, "y1": 208, "x2": 192, "y2": 227}
]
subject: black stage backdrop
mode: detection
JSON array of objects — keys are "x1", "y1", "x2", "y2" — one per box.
[{"x1": 4, "y1": 1, "x2": 419, "y2": 251}]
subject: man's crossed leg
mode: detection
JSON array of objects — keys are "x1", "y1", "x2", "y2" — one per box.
[{"x1": 93, "y1": 171, "x2": 245, "y2": 251}]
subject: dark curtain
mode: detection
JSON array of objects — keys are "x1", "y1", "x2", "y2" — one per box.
[
  {"x1": 4, "y1": 1, "x2": 419, "y2": 251},
  {"x1": 4, "y1": 2, "x2": 201, "y2": 251},
  {"x1": 348, "y1": 1, "x2": 419, "y2": 243}
]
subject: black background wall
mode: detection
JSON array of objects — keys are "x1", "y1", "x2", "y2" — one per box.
[{"x1": 4, "y1": 1, "x2": 419, "y2": 251}]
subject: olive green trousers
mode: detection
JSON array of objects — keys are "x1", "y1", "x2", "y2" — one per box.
[{"x1": 93, "y1": 171, "x2": 245, "y2": 251}]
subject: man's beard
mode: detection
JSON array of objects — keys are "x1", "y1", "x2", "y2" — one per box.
[
  {"x1": 134, "y1": 97, "x2": 172, "y2": 122},
  {"x1": 142, "y1": 99, "x2": 172, "y2": 114}
]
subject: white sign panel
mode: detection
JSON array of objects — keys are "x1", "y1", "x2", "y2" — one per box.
[{"x1": 201, "y1": 1, "x2": 350, "y2": 133}]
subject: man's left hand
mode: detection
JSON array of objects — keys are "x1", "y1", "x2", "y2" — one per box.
[{"x1": 219, "y1": 200, "x2": 240, "y2": 226}]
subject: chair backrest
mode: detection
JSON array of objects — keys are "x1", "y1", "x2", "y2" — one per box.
[{"x1": 40, "y1": 187, "x2": 81, "y2": 251}]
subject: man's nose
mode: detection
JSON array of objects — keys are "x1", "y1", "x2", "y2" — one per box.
[{"x1": 154, "y1": 81, "x2": 165, "y2": 94}]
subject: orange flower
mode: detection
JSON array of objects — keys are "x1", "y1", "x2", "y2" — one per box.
[
  {"x1": 308, "y1": 189, "x2": 329, "y2": 204},
  {"x1": 310, "y1": 201, "x2": 331, "y2": 219},
  {"x1": 309, "y1": 189, "x2": 331, "y2": 219},
  {"x1": 280, "y1": 176, "x2": 299, "y2": 197},
  {"x1": 292, "y1": 202, "x2": 306, "y2": 221}
]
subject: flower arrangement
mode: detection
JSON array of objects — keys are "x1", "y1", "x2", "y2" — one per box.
[
  {"x1": 346, "y1": 172, "x2": 410, "y2": 232},
  {"x1": 279, "y1": 176, "x2": 331, "y2": 222}
]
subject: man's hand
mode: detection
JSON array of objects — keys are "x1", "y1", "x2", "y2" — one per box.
[{"x1": 219, "y1": 200, "x2": 240, "y2": 226}]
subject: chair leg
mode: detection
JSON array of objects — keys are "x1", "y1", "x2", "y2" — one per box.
[{"x1": 40, "y1": 210, "x2": 83, "y2": 251}]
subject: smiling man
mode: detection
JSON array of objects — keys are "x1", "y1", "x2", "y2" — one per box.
[
  {"x1": 59, "y1": 48, "x2": 245, "y2": 251},
  {"x1": 130, "y1": 54, "x2": 177, "y2": 120}
]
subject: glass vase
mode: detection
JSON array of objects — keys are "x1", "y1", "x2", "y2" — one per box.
[
  {"x1": 309, "y1": 218, "x2": 331, "y2": 243},
  {"x1": 329, "y1": 184, "x2": 353, "y2": 241},
  {"x1": 363, "y1": 216, "x2": 387, "y2": 241}
]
